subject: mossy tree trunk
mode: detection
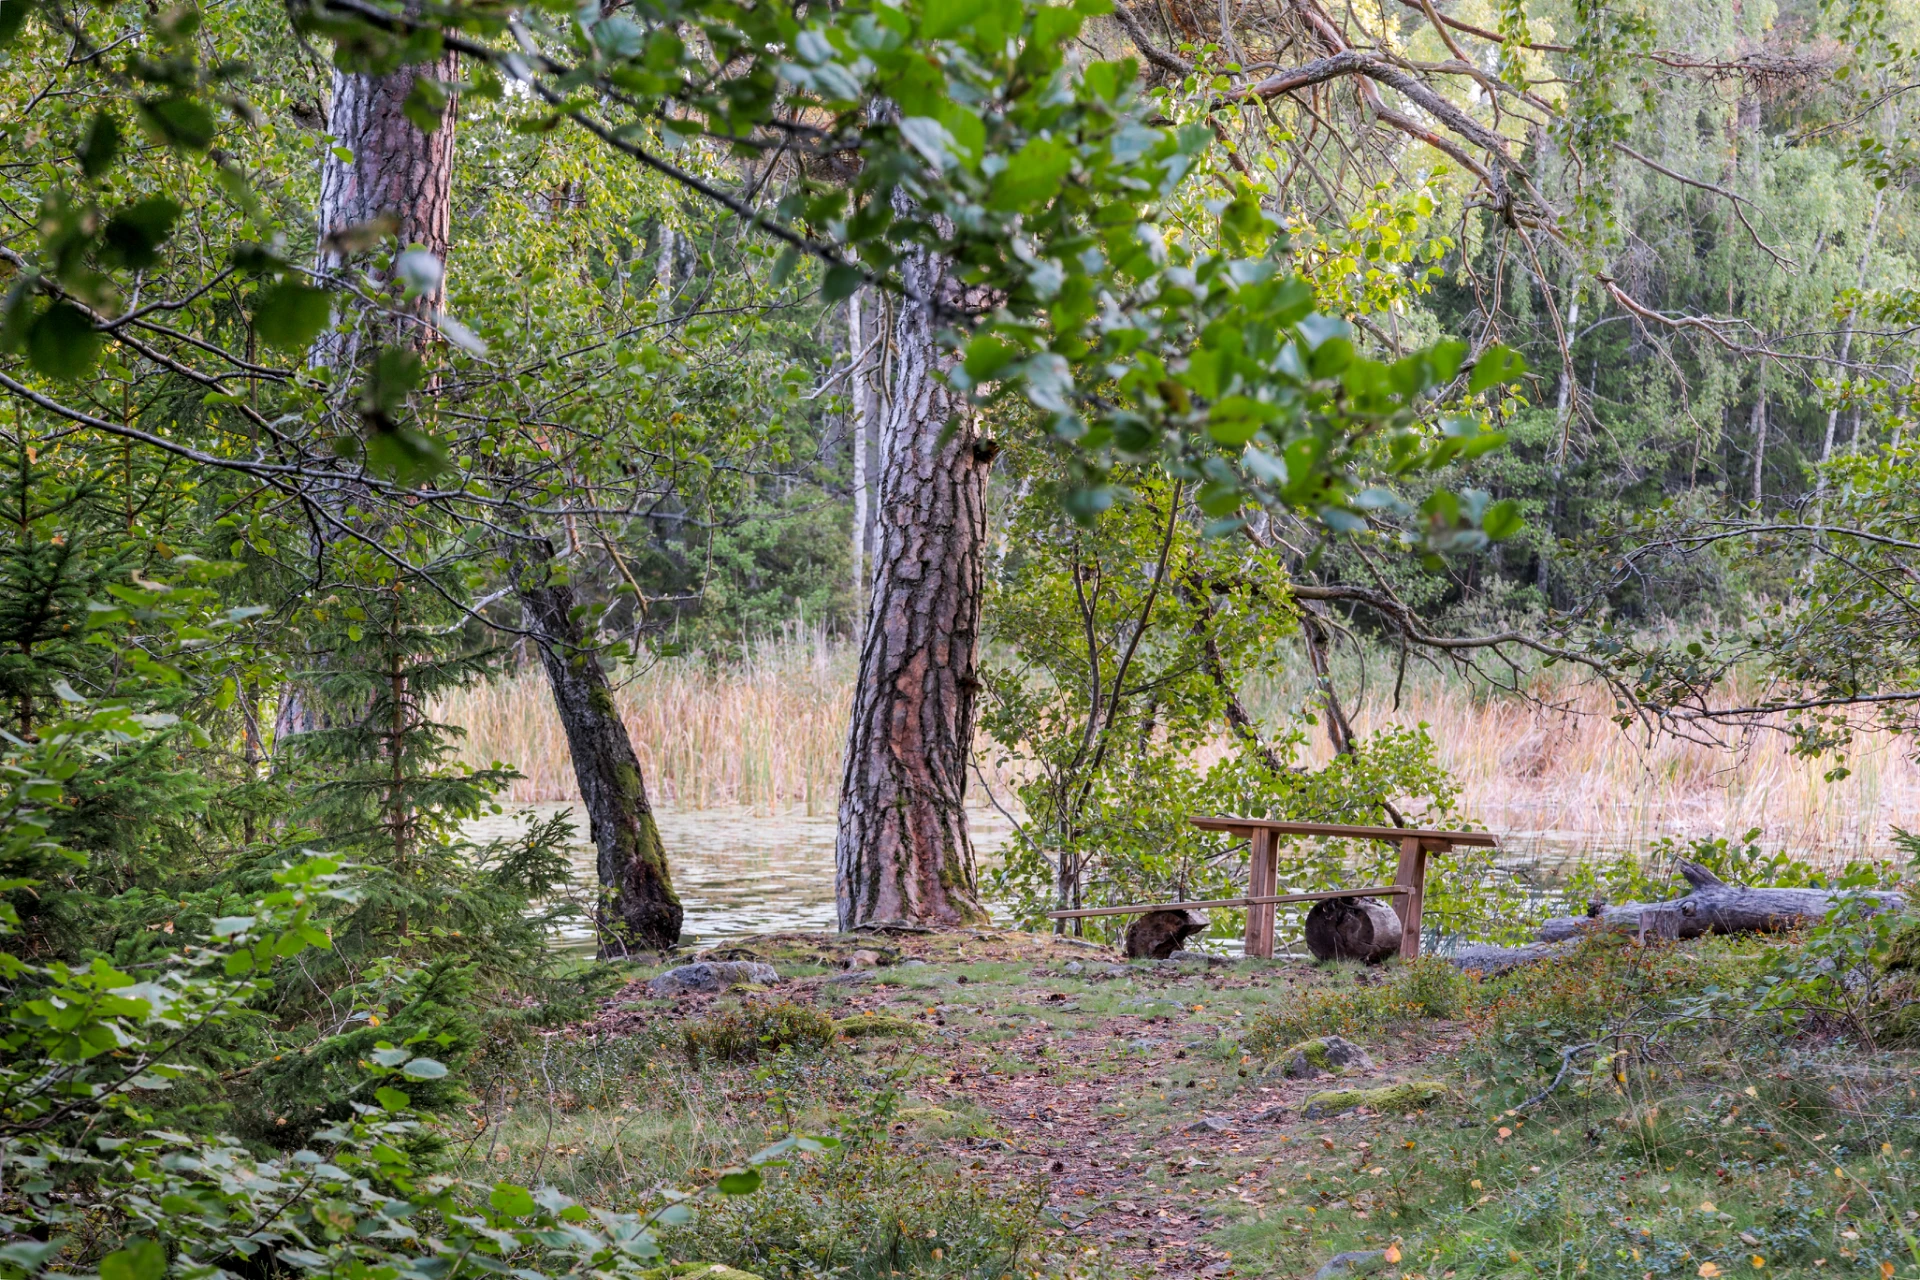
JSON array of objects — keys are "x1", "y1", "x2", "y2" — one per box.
[
  {"x1": 515, "y1": 550, "x2": 680, "y2": 953},
  {"x1": 833, "y1": 242, "x2": 992, "y2": 930}
]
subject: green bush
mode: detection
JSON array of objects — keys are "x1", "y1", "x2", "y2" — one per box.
[{"x1": 685, "y1": 1000, "x2": 838, "y2": 1062}]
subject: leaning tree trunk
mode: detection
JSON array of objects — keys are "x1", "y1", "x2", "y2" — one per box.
[
  {"x1": 516, "y1": 554, "x2": 682, "y2": 953},
  {"x1": 834, "y1": 244, "x2": 992, "y2": 930}
]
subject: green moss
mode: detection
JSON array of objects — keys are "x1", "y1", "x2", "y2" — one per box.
[
  {"x1": 834, "y1": 1013, "x2": 925, "y2": 1039},
  {"x1": 663, "y1": 1265, "x2": 763, "y2": 1280},
  {"x1": 1292, "y1": 1038, "x2": 1336, "y2": 1070},
  {"x1": 1301, "y1": 1080, "x2": 1446, "y2": 1119},
  {"x1": 684, "y1": 1000, "x2": 836, "y2": 1061}
]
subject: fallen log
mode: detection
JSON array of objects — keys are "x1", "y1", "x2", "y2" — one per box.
[
  {"x1": 1446, "y1": 859, "x2": 1906, "y2": 972},
  {"x1": 1537, "y1": 859, "x2": 1905, "y2": 943}
]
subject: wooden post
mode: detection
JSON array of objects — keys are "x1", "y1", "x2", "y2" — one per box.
[
  {"x1": 1244, "y1": 827, "x2": 1278, "y2": 959},
  {"x1": 1392, "y1": 835, "x2": 1429, "y2": 960}
]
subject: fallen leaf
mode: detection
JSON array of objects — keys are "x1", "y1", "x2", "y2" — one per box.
[
  {"x1": 1699, "y1": 1263, "x2": 1722, "y2": 1278},
  {"x1": 1700, "y1": 1201, "x2": 1719, "y2": 1213},
  {"x1": 1385, "y1": 1245, "x2": 1402, "y2": 1263}
]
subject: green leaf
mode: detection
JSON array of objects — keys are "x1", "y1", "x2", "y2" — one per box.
[
  {"x1": 77, "y1": 113, "x2": 121, "y2": 178},
  {"x1": 102, "y1": 197, "x2": 183, "y2": 270},
  {"x1": 716, "y1": 1167, "x2": 763, "y2": 1195},
  {"x1": 987, "y1": 137, "x2": 1071, "y2": 212},
  {"x1": 401, "y1": 1056, "x2": 448, "y2": 1079},
  {"x1": 964, "y1": 333, "x2": 1020, "y2": 380},
  {"x1": 821, "y1": 263, "x2": 863, "y2": 302},
  {"x1": 137, "y1": 95, "x2": 217, "y2": 151},
  {"x1": 920, "y1": 0, "x2": 987, "y2": 38},
  {"x1": 489, "y1": 1183, "x2": 537, "y2": 1218},
  {"x1": 400, "y1": 74, "x2": 450, "y2": 132},
  {"x1": 1466, "y1": 343, "x2": 1527, "y2": 394},
  {"x1": 100, "y1": 1239, "x2": 166, "y2": 1280},
  {"x1": 1482, "y1": 498, "x2": 1523, "y2": 541},
  {"x1": 360, "y1": 345, "x2": 423, "y2": 421},
  {"x1": 251, "y1": 281, "x2": 330, "y2": 351},
  {"x1": 0, "y1": 0, "x2": 30, "y2": 45},
  {"x1": 26, "y1": 302, "x2": 101, "y2": 380}
]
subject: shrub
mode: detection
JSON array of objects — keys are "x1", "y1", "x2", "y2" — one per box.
[{"x1": 685, "y1": 1001, "x2": 837, "y2": 1062}]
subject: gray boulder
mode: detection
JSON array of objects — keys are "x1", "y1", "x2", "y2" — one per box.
[
  {"x1": 647, "y1": 961, "x2": 780, "y2": 996},
  {"x1": 1272, "y1": 1035, "x2": 1375, "y2": 1080}
]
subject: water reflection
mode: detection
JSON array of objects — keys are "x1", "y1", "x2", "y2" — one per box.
[{"x1": 464, "y1": 802, "x2": 1016, "y2": 951}]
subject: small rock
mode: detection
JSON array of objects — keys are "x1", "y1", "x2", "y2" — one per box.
[
  {"x1": 1124, "y1": 908, "x2": 1209, "y2": 959},
  {"x1": 1252, "y1": 1105, "x2": 1288, "y2": 1122},
  {"x1": 899, "y1": 958, "x2": 928, "y2": 967},
  {"x1": 825, "y1": 971, "x2": 872, "y2": 986},
  {"x1": 844, "y1": 949, "x2": 887, "y2": 970},
  {"x1": 1100, "y1": 964, "x2": 1131, "y2": 978},
  {"x1": 1271, "y1": 1035, "x2": 1376, "y2": 1080},
  {"x1": 1186, "y1": 1115, "x2": 1233, "y2": 1134},
  {"x1": 1313, "y1": 1251, "x2": 1386, "y2": 1280},
  {"x1": 647, "y1": 961, "x2": 781, "y2": 997},
  {"x1": 1063, "y1": 960, "x2": 1084, "y2": 975}
]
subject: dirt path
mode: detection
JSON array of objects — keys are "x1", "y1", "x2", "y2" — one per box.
[{"x1": 648, "y1": 929, "x2": 1470, "y2": 1278}]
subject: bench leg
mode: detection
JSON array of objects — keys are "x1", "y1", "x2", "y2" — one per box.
[
  {"x1": 1244, "y1": 828, "x2": 1277, "y2": 959},
  {"x1": 1393, "y1": 835, "x2": 1427, "y2": 960}
]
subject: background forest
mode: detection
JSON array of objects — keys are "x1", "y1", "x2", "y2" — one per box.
[{"x1": 0, "y1": 0, "x2": 1918, "y2": 1272}]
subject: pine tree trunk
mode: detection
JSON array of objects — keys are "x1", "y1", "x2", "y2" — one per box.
[
  {"x1": 516, "y1": 555, "x2": 681, "y2": 953},
  {"x1": 277, "y1": 35, "x2": 456, "y2": 752},
  {"x1": 834, "y1": 245, "x2": 992, "y2": 930},
  {"x1": 314, "y1": 37, "x2": 458, "y2": 367}
]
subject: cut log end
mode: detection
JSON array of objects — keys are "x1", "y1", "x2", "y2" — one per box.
[
  {"x1": 1304, "y1": 896, "x2": 1403, "y2": 964},
  {"x1": 1123, "y1": 908, "x2": 1209, "y2": 959}
]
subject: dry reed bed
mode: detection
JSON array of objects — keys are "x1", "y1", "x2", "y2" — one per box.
[{"x1": 437, "y1": 644, "x2": 1920, "y2": 858}]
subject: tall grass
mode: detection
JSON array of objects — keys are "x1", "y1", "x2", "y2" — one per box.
[
  {"x1": 438, "y1": 631, "x2": 1920, "y2": 856},
  {"x1": 438, "y1": 625, "x2": 851, "y2": 813}
]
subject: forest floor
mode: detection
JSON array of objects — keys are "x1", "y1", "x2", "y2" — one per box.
[{"x1": 459, "y1": 929, "x2": 1920, "y2": 1280}]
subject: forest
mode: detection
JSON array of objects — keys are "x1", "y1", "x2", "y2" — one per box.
[{"x1": 0, "y1": 0, "x2": 1918, "y2": 1272}]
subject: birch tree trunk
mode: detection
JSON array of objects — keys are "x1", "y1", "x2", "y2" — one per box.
[
  {"x1": 834, "y1": 246, "x2": 992, "y2": 930},
  {"x1": 516, "y1": 550, "x2": 682, "y2": 953}
]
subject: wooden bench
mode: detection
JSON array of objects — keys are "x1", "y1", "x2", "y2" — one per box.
[{"x1": 1043, "y1": 818, "x2": 1499, "y2": 960}]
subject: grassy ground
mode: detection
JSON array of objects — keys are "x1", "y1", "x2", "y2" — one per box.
[{"x1": 454, "y1": 930, "x2": 1920, "y2": 1280}]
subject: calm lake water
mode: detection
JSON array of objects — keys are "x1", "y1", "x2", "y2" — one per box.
[
  {"x1": 463, "y1": 803, "x2": 1648, "y2": 954},
  {"x1": 463, "y1": 801, "x2": 1017, "y2": 952}
]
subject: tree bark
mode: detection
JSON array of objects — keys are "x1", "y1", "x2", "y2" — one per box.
[
  {"x1": 315, "y1": 37, "x2": 458, "y2": 366},
  {"x1": 833, "y1": 243, "x2": 992, "y2": 930},
  {"x1": 849, "y1": 291, "x2": 873, "y2": 621},
  {"x1": 276, "y1": 34, "x2": 456, "y2": 751},
  {"x1": 516, "y1": 555, "x2": 682, "y2": 953}
]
